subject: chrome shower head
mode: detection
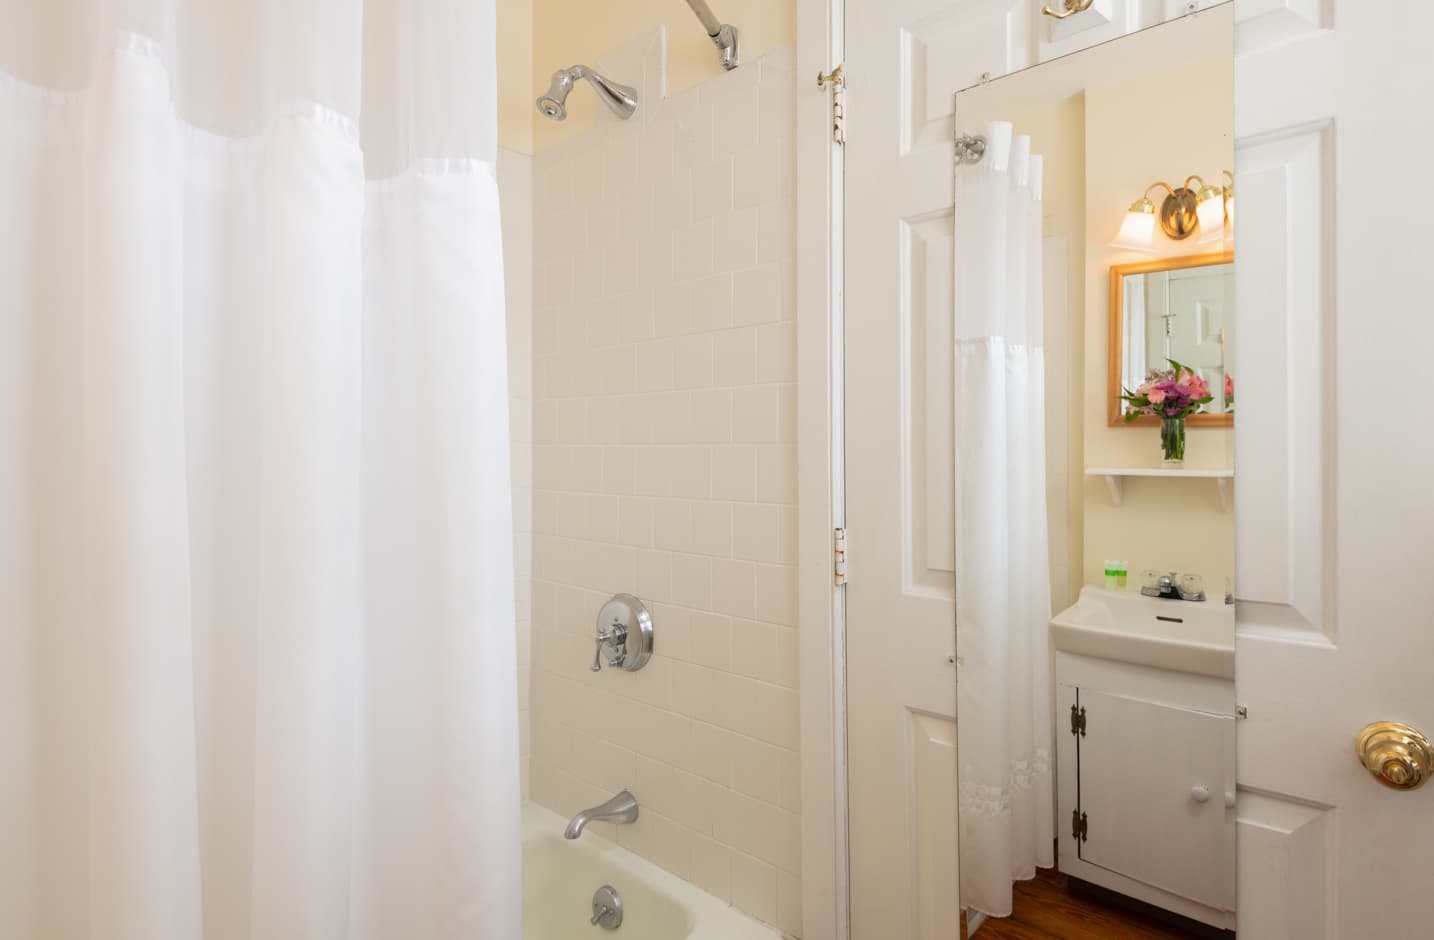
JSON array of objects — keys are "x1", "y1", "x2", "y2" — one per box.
[{"x1": 536, "y1": 66, "x2": 638, "y2": 122}]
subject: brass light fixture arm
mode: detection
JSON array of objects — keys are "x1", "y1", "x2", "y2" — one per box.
[
  {"x1": 1042, "y1": 0, "x2": 1096, "y2": 19},
  {"x1": 1146, "y1": 181, "x2": 1177, "y2": 201}
]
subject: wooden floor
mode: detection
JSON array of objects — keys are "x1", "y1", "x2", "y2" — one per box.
[{"x1": 960, "y1": 869, "x2": 1214, "y2": 940}]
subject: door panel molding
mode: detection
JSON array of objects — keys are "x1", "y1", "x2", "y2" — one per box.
[
  {"x1": 902, "y1": 2, "x2": 1030, "y2": 153},
  {"x1": 1236, "y1": 790, "x2": 1334, "y2": 938},
  {"x1": 1234, "y1": 0, "x2": 1329, "y2": 54},
  {"x1": 902, "y1": 211, "x2": 957, "y2": 595},
  {"x1": 911, "y1": 711, "x2": 960, "y2": 939},
  {"x1": 1233, "y1": 120, "x2": 1334, "y2": 642}
]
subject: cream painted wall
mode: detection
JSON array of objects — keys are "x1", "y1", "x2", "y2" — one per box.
[
  {"x1": 530, "y1": 0, "x2": 794, "y2": 151},
  {"x1": 1082, "y1": 57, "x2": 1235, "y2": 590},
  {"x1": 499, "y1": 0, "x2": 535, "y2": 153},
  {"x1": 957, "y1": 40, "x2": 1235, "y2": 604}
]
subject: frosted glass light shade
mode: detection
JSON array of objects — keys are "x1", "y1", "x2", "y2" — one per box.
[
  {"x1": 1111, "y1": 209, "x2": 1156, "y2": 251},
  {"x1": 1196, "y1": 188, "x2": 1227, "y2": 244}
]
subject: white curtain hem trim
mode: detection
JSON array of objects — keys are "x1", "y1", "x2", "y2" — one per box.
[{"x1": 1, "y1": 32, "x2": 497, "y2": 184}]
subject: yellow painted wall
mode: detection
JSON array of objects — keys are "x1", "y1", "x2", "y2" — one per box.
[
  {"x1": 498, "y1": 0, "x2": 535, "y2": 153},
  {"x1": 529, "y1": 0, "x2": 795, "y2": 151},
  {"x1": 1081, "y1": 56, "x2": 1235, "y2": 591},
  {"x1": 955, "y1": 19, "x2": 1236, "y2": 606}
]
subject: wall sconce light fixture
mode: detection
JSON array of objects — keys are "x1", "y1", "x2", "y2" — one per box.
[
  {"x1": 1112, "y1": 171, "x2": 1233, "y2": 251},
  {"x1": 1041, "y1": 0, "x2": 1096, "y2": 19}
]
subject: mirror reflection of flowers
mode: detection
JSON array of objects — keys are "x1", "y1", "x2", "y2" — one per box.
[
  {"x1": 1120, "y1": 359, "x2": 1214, "y2": 421},
  {"x1": 1224, "y1": 372, "x2": 1234, "y2": 411}
]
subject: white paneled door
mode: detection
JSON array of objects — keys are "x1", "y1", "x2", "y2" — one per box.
[
  {"x1": 844, "y1": 1, "x2": 1036, "y2": 935},
  {"x1": 1232, "y1": 2, "x2": 1434, "y2": 936},
  {"x1": 842, "y1": 1, "x2": 1434, "y2": 938}
]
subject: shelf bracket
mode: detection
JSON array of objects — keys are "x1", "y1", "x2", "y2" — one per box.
[{"x1": 1102, "y1": 474, "x2": 1123, "y2": 507}]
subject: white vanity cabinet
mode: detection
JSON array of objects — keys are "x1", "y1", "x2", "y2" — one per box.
[{"x1": 1055, "y1": 651, "x2": 1238, "y2": 932}]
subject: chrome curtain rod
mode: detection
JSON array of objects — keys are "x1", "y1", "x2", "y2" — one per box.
[{"x1": 684, "y1": 0, "x2": 740, "y2": 70}]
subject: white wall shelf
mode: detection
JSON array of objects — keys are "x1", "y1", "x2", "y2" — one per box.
[{"x1": 1087, "y1": 467, "x2": 1234, "y2": 511}]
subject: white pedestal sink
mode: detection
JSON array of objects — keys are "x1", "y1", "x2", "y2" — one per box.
[{"x1": 1050, "y1": 586, "x2": 1235, "y2": 679}]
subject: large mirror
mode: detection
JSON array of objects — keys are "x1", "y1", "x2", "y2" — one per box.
[{"x1": 952, "y1": 6, "x2": 1236, "y2": 937}]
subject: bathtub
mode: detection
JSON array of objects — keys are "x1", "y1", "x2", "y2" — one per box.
[{"x1": 521, "y1": 802, "x2": 781, "y2": 939}]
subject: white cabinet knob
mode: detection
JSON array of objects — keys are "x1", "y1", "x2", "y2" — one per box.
[
  {"x1": 1224, "y1": 788, "x2": 1237, "y2": 809},
  {"x1": 1190, "y1": 784, "x2": 1210, "y2": 803}
]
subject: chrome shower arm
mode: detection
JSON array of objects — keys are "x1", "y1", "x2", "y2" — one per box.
[
  {"x1": 684, "y1": 0, "x2": 740, "y2": 71},
  {"x1": 536, "y1": 65, "x2": 638, "y2": 122}
]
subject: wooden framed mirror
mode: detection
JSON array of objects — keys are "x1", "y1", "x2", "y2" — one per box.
[{"x1": 1108, "y1": 251, "x2": 1234, "y2": 426}]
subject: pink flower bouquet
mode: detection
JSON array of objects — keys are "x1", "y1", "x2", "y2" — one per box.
[{"x1": 1120, "y1": 359, "x2": 1214, "y2": 422}]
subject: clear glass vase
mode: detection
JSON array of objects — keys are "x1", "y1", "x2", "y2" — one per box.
[{"x1": 1161, "y1": 416, "x2": 1186, "y2": 467}]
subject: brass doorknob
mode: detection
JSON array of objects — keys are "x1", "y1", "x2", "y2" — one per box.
[{"x1": 1356, "y1": 722, "x2": 1434, "y2": 791}]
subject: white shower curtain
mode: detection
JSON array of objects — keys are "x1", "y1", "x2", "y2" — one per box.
[
  {"x1": 0, "y1": 3, "x2": 520, "y2": 938},
  {"x1": 953, "y1": 123, "x2": 1055, "y2": 919}
]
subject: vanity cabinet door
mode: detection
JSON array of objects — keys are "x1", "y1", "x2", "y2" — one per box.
[{"x1": 1076, "y1": 689, "x2": 1236, "y2": 912}]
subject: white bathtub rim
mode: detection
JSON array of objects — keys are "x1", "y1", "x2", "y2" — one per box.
[{"x1": 521, "y1": 801, "x2": 782, "y2": 939}]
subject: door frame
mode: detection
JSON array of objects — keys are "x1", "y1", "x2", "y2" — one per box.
[{"x1": 796, "y1": 0, "x2": 849, "y2": 937}]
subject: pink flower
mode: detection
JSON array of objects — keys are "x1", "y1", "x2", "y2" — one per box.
[
  {"x1": 1176, "y1": 368, "x2": 1209, "y2": 397},
  {"x1": 1147, "y1": 388, "x2": 1167, "y2": 404},
  {"x1": 1225, "y1": 373, "x2": 1234, "y2": 398}
]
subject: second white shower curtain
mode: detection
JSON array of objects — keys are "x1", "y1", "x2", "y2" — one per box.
[
  {"x1": 954, "y1": 122, "x2": 1055, "y2": 919},
  {"x1": 0, "y1": 3, "x2": 520, "y2": 938}
]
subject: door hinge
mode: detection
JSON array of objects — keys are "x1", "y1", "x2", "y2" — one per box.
[
  {"x1": 833, "y1": 527, "x2": 848, "y2": 585},
  {"x1": 1072, "y1": 809, "x2": 1088, "y2": 842},
  {"x1": 1070, "y1": 704, "x2": 1086, "y2": 737},
  {"x1": 816, "y1": 64, "x2": 846, "y2": 145}
]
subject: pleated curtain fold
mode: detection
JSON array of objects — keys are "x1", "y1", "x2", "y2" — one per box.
[
  {"x1": 0, "y1": 3, "x2": 520, "y2": 938},
  {"x1": 953, "y1": 121, "x2": 1056, "y2": 920}
]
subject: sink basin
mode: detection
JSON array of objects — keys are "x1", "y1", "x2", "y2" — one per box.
[{"x1": 1050, "y1": 586, "x2": 1234, "y2": 679}]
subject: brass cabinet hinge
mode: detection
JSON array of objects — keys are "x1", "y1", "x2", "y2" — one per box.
[
  {"x1": 1072, "y1": 809, "x2": 1088, "y2": 842},
  {"x1": 833, "y1": 527, "x2": 848, "y2": 585},
  {"x1": 1070, "y1": 704, "x2": 1087, "y2": 737},
  {"x1": 816, "y1": 64, "x2": 846, "y2": 145}
]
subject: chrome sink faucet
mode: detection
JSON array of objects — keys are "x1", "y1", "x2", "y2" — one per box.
[
  {"x1": 1142, "y1": 571, "x2": 1206, "y2": 602},
  {"x1": 564, "y1": 790, "x2": 639, "y2": 839}
]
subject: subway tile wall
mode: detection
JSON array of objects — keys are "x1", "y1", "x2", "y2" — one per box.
[{"x1": 530, "y1": 40, "x2": 801, "y2": 937}]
